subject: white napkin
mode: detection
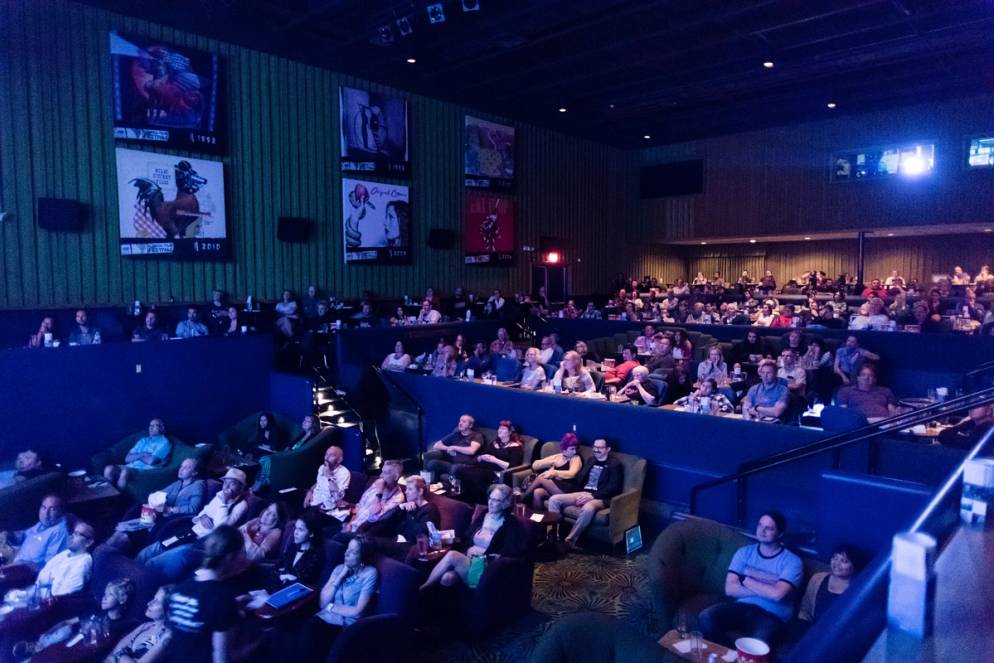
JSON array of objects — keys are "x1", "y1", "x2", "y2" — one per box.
[{"x1": 147, "y1": 491, "x2": 168, "y2": 510}]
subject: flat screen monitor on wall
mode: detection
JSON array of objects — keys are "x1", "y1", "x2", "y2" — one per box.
[{"x1": 967, "y1": 136, "x2": 994, "y2": 168}]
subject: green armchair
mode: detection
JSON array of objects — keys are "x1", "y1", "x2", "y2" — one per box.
[
  {"x1": 262, "y1": 426, "x2": 336, "y2": 492},
  {"x1": 90, "y1": 433, "x2": 206, "y2": 504},
  {"x1": 512, "y1": 441, "x2": 646, "y2": 546},
  {"x1": 216, "y1": 411, "x2": 303, "y2": 454},
  {"x1": 528, "y1": 612, "x2": 676, "y2": 663},
  {"x1": 474, "y1": 427, "x2": 540, "y2": 487},
  {"x1": 0, "y1": 471, "x2": 65, "y2": 531},
  {"x1": 646, "y1": 517, "x2": 827, "y2": 634}
]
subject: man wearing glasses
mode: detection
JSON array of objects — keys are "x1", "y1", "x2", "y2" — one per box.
[
  {"x1": 34, "y1": 522, "x2": 96, "y2": 597},
  {"x1": 548, "y1": 439, "x2": 624, "y2": 550}
]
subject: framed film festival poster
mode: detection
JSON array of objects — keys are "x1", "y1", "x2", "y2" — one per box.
[
  {"x1": 340, "y1": 86, "x2": 410, "y2": 177},
  {"x1": 464, "y1": 191, "x2": 514, "y2": 265},
  {"x1": 342, "y1": 177, "x2": 411, "y2": 264},
  {"x1": 465, "y1": 116, "x2": 514, "y2": 192}
]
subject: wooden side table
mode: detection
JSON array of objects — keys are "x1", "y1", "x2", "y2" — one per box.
[{"x1": 658, "y1": 628, "x2": 736, "y2": 661}]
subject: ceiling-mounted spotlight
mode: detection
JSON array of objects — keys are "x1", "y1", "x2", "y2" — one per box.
[
  {"x1": 427, "y1": 3, "x2": 445, "y2": 24},
  {"x1": 396, "y1": 16, "x2": 413, "y2": 36},
  {"x1": 462, "y1": 0, "x2": 480, "y2": 11}
]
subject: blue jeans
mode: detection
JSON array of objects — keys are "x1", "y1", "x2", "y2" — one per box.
[
  {"x1": 144, "y1": 543, "x2": 204, "y2": 583},
  {"x1": 697, "y1": 601, "x2": 785, "y2": 648}
]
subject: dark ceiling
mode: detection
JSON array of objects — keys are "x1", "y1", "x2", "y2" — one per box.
[{"x1": 79, "y1": 0, "x2": 994, "y2": 147}]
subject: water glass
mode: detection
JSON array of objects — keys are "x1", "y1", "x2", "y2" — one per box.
[
  {"x1": 926, "y1": 388, "x2": 937, "y2": 403},
  {"x1": 690, "y1": 631, "x2": 704, "y2": 662},
  {"x1": 676, "y1": 612, "x2": 688, "y2": 638},
  {"x1": 416, "y1": 534, "x2": 429, "y2": 557}
]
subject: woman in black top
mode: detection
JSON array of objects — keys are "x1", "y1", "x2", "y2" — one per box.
[
  {"x1": 287, "y1": 415, "x2": 321, "y2": 451},
  {"x1": 663, "y1": 359, "x2": 694, "y2": 405},
  {"x1": 732, "y1": 329, "x2": 767, "y2": 364},
  {"x1": 273, "y1": 514, "x2": 325, "y2": 588},
  {"x1": 252, "y1": 412, "x2": 283, "y2": 453},
  {"x1": 453, "y1": 420, "x2": 525, "y2": 503}
]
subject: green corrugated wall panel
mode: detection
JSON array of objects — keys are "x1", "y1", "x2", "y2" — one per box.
[{"x1": 0, "y1": 0, "x2": 664, "y2": 308}]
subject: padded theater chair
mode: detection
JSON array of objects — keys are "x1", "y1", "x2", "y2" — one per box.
[
  {"x1": 647, "y1": 517, "x2": 826, "y2": 634},
  {"x1": 91, "y1": 432, "x2": 206, "y2": 504},
  {"x1": 528, "y1": 612, "x2": 676, "y2": 663},
  {"x1": 261, "y1": 426, "x2": 337, "y2": 493},
  {"x1": 0, "y1": 471, "x2": 64, "y2": 531},
  {"x1": 473, "y1": 427, "x2": 541, "y2": 491},
  {"x1": 320, "y1": 540, "x2": 420, "y2": 663},
  {"x1": 216, "y1": 410, "x2": 303, "y2": 456},
  {"x1": 514, "y1": 441, "x2": 646, "y2": 547}
]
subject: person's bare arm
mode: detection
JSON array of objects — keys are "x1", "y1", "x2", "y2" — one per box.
[
  {"x1": 449, "y1": 440, "x2": 481, "y2": 456},
  {"x1": 211, "y1": 631, "x2": 229, "y2": 663},
  {"x1": 725, "y1": 571, "x2": 755, "y2": 599},
  {"x1": 742, "y1": 577, "x2": 793, "y2": 602}
]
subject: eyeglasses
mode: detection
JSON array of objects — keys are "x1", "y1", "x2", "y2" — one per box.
[{"x1": 72, "y1": 530, "x2": 94, "y2": 540}]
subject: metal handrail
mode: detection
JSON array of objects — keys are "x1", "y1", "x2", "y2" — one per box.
[
  {"x1": 374, "y1": 365, "x2": 425, "y2": 460},
  {"x1": 688, "y1": 386, "x2": 994, "y2": 524}
]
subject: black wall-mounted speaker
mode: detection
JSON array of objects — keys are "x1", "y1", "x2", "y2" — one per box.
[
  {"x1": 277, "y1": 216, "x2": 312, "y2": 242},
  {"x1": 427, "y1": 228, "x2": 456, "y2": 250},
  {"x1": 37, "y1": 198, "x2": 85, "y2": 232}
]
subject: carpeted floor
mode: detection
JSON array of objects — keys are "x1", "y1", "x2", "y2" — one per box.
[{"x1": 415, "y1": 550, "x2": 659, "y2": 663}]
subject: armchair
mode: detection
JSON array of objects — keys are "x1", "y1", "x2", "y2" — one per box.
[
  {"x1": 90, "y1": 433, "x2": 205, "y2": 504},
  {"x1": 262, "y1": 426, "x2": 336, "y2": 493},
  {"x1": 0, "y1": 471, "x2": 64, "y2": 531},
  {"x1": 216, "y1": 410, "x2": 303, "y2": 455},
  {"x1": 513, "y1": 441, "x2": 646, "y2": 546}
]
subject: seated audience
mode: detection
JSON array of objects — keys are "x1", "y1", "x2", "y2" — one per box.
[
  {"x1": 561, "y1": 300, "x2": 580, "y2": 319},
  {"x1": 951, "y1": 265, "x2": 971, "y2": 285},
  {"x1": 492, "y1": 327, "x2": 517, "y2": 359},
  {"x1": 419, "y1": 484, "x2": 527, "y2": 590},
  {"x1": 274, "y1": 290, "x2": 298, "y2": 338},
  {"x1": 164, "y1": 526, "x2": 243, "y2": 663},
  {"x1": 340, "y1": 461, "x2": 405, "y2": 535},
  {"x1": 136, "y1": 468, "x2": 249, "y2": 572},
  {"x1": 698, "y1": 511, "x2": 802, "y2": 648},
  {"x1": 28, "y1": 316, "x2": 56, "y2": 348},
  {"x1": 849, "y1": 297, "x2": 890, "y2": 330},
  {"x1": 105, "y1": 585, "x2": 173, "y2": 663},
  {"x1": 796, "y1": 545, "x2": 861, "y2": 628},
  {"x1": 634, "y1": 325, "x2": 656, "y2": 354},
  {"x1": 574, "y1": 340, "x2": 601, "y2": 365},
  {"x1": 861, "y1": 278, "x2": 887, "y2": 298},
  {"x1": 430, "y1": 345, "x2": 457, "y2": 377},
  {"x1": 663, "y1": 359, "x2": 694, "y2": 405},
  {"x1": 884, "y1": 270, "x2": 905, "y2": 288},
  {"x1": 251, "y1": 412, "x2": 283, "y2": 454},
  {"x1": 675, "y1": 378, "x2": 734, "y2": 414},
  {"x1": 830, "y1": 291, "x2": 849, "y2": 318},
  {"x1": 697, "y1": 346, "x2": 729, "y2": 382},
  {"x1": 580, "y1": 302, "x2": 602, "y2": 319},
  {"x1": 741, "y1": 360, "x2": 789, "y2": 422},
  {"x1": 551, "y1": 351, "x2": 597, "y2": 394},
  {"x1": 452, "y1": 334, "x2": 470, "y2": 364},
  {"x1": 753, "y1": 304, "x2": 775, "y2": 327},
  {"x1": 362, "y1": 476, "x2": 440, "y2": 561},
  {"x1": 835, "y1": 364, "x2": 897, "y2": 422},
  {"x1": 780, "y1": 329, "x2": 807, "y2": 356},
  {"x1": 522, "y1": 433, "x2": 582, "y2": 511},
  {"x1": 69, "y1": 309, "x2": 102, "y2": 345},
  {"x1": 424, "y1": 415, "x2": 484, "y2": 480},
  {"x1": 617, "y1": 365, "x2": 659, "y2": 405},
  {"x1": 303, "y1": 446, "x2": 351, "y2": 518},
  {"x1": 287, "y1": 414, "x2": 322, "y2": 450},
  {"x1": 833, "y1": 335, "x2": 880, "y2": 385},
  {"x1": 273, "y1": 514, "x2": 325, "y2": 587},
  {"x1": 416, "y1": 299, "x2": 442, "y2": 324},
  {"x1": 0, "y1": 449, "x2": 46, "y2": 489},
  {"x1": 239, "y1": 502, "x2": 286, "y2": 562},
  {"x1": 938, "y1": 405, "x2": 994, "y2": 449},
  {"x1": 520, "y1": 347, "x2": 548, "y2": 390},
  {"x1": 646, "y1": 336, "x2": 675, "y2": 374},
  {"x1": 104, "y1": 418, "x2": 172, "y2": 490},
  {"x1": 16, "y1": 578, "x2": 136, "y2": 658},
  {"x1": 672, "y1": 330, "x2": 693, "y2": 360},
  {"x1": 770, "y1": 304, "x2": 797, "y2": 329},
  {"x1": 453, "y1": 420, "x2": 525, "y2": 501},
  {"x1": 175, "y1": 307, "x2": 209, "y2": 338},
  {"x1": 223, "y1": 306, "x2": 242, "y2": 336},
  {"x1": 800, "y1": 338, "x2": 832, "y2": 370},
  {"x1": 295, "y1": 536, "x2": 379, "y2": 659},
  {"x1": 548, "y1": 439, "x2": 623, "y2": 550},
  {"x1": 132, "y1": 311, "x2": 168, "y2": 342},
  {"x1": 777, "y1": 348, "x2": 807, "y2": 396},
  {"x1": 604, "y1": 345, "x2": 639, "y2": 385},
  {"x1": 32, "y1": 520, "x2": 96, "y2": 597},
  {"x1": 208, "y1": 289, "x2": 229, "y2": 331},
  {"x1": 1, "y1": 494, "x2": 69, "y2": 570},
  {"x1": 301, "y1": 285, "x2": 321, "y2": 319},
  {"x1": 539, "y1": 335, "x2": 563, "y2": 366},
  {"x1": 465, "y1": 340, "x2": 494, "y2": 375},
  {"x1": 733, "y1": 329, "x2": 766, "y2": 364}
]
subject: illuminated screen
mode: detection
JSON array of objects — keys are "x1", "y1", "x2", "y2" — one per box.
[
  {"x1": 967, "y1": 136, "x2": 994, "y2": 168},
  {"x1": 832, "y1": 143, "x2": 935, "y2": 182}
]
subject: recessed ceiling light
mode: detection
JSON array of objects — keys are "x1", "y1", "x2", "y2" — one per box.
[
  {"x1": 826, "y1": 102, "x2": 837, "y2": 109},
  {"x1": 558, "y1": 107, "x2": 567, "y2": 113},
  {"x1": 985, "y1": 228, "x2": 993, "y2": 233},
  {"x1": 763, "y1": 61, "x2": 774, "y2": 69},
  {"x1": 643, "y1": 134, "x2": 651, "y2": 140},
  {"x1": 700, "y1": 241, "x2": 707, "y2": 246},
  {"x1": 609, "y1": 103, "x2": 615, "y2": 109},
  {"x1": 406, "y1": 57, "x2": 416, "y2": 64},
  {"x1": 804, "y1": 236, "x2": 812, "y2": 240},
  {"x1": 749, "y1": 239, "x2": 757, "y2": 244},
  {"x1": 887, "y1": 233, "x2": 895, "y2": 237}
]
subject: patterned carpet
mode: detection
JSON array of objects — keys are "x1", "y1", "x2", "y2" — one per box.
[{"x1": 415, "y1": 551, "x2": 659, "y2": 663}]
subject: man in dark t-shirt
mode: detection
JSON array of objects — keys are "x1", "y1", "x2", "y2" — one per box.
[
  {"x1": 423, "y1": 414, "x2": 484, "y2": 480},
  {"x1": 164, "y1": 527, "x2": 242, "y2": 663}
]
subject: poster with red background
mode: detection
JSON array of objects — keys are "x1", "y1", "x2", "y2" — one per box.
[{"x1": 463, "y1": 192, "x2": 514, "y2": 265}]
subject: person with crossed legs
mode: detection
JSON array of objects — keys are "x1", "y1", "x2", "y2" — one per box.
[{"x1": 547, "y1": 438, "x2": 623, "y2": 550}]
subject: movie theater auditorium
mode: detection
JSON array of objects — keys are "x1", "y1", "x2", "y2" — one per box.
[{"x1": 2, "y1": 1, "x2": 993, "y2": 662}]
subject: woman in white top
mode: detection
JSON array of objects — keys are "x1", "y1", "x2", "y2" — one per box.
[
  {"x1": 692, "y1": 272, "x2": 708, "y2": 286},
  {"x1": 696, "y1": 345, "x2": 728, "y2": 382},
  {"x1": 551, "y1": 351, "x2": 596, "y2": 394},
  {"x1": 274, "y1": 290, "x2": 298, "y2": 338},
  {"x1": 520, "y1": 347, "x2": 547, "y2": 390},
  {"x1": 753, "y1": 304, "x2": 775, "y2": 327},
  {"x1": 381, "y1": 341, "x2": 412, "y2": 371}
]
